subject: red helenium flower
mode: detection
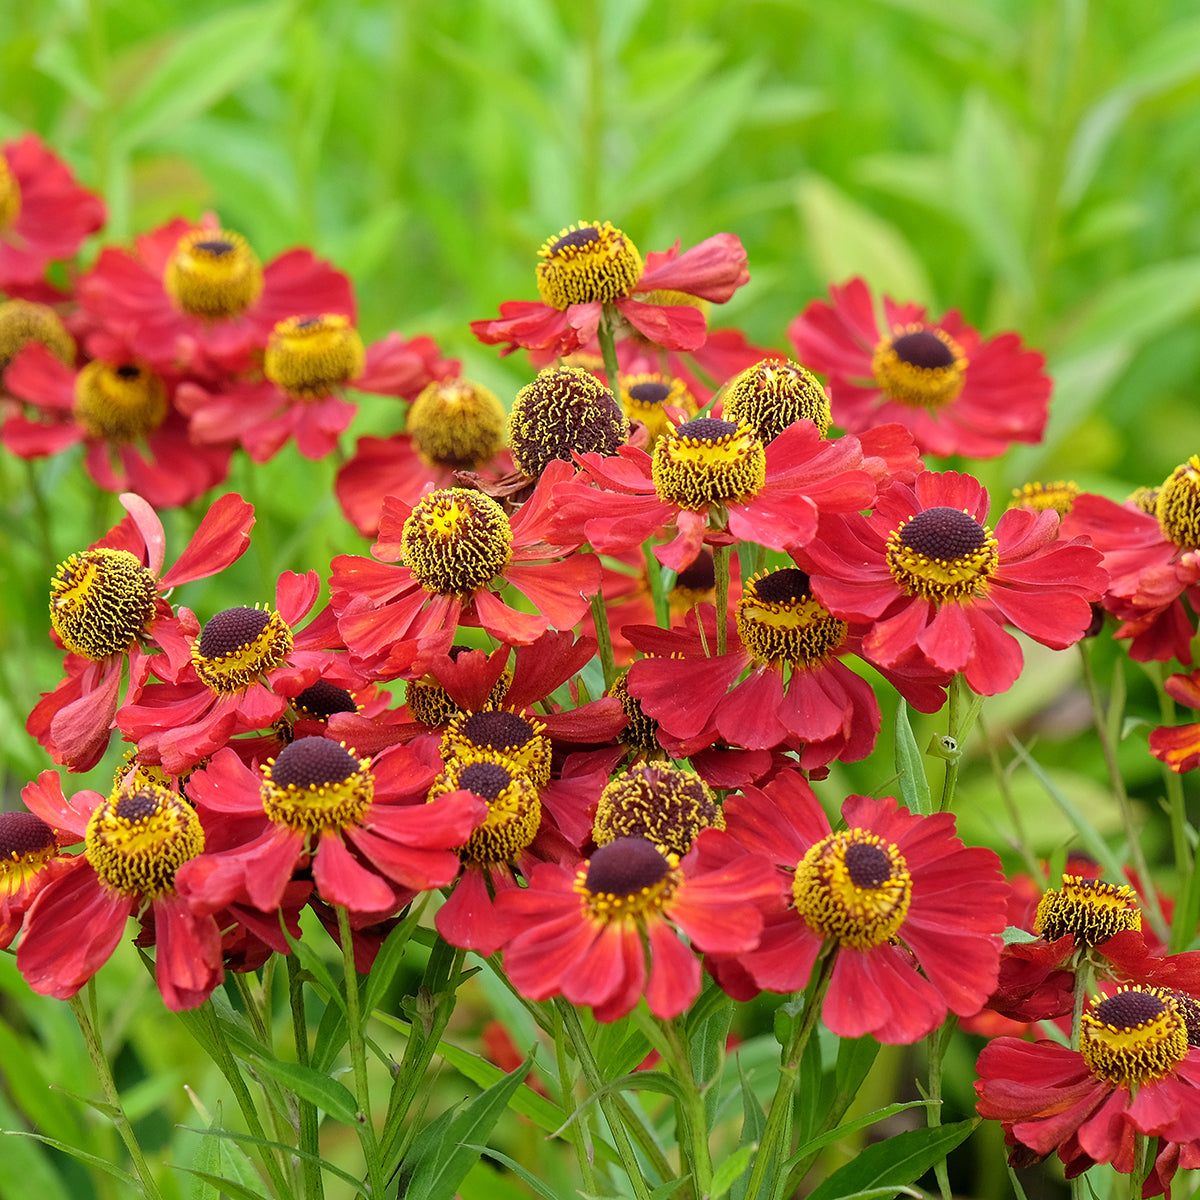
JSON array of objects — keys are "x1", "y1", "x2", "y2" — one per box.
[{"x1": 788, "y1": 277, "x2": 1050, "y2": 458}]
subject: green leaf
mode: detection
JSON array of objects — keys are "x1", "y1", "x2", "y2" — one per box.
[
  {"x1": 1002, "y1": 925, "x2": 1041, "y2": 945},
  {"x1": 2, "y1": 1131, "x2": 139, "y2": 1188},
  {"x1": 400, "y1": 1056, "x2": 534, "y2": 1200},
  {"x1": 834, "y1": 1035, "x2": 881, "y2": 1097},
  {"x1": 711, "y1": 1144, "x2": 757, "y2": 1199},
  {"x1": 113, "y1": 2, "x2": 292, "y2": 150},
  {"x1": 459, "y1": 1146, "x2": 561, "y2": 1200},
  {"x1": 362, "y1": 893, "x2": 429, "y2": 1017},
  {"x1": 783, "y1": 1101, "x2": 935, "y2": 1171},
  {"x1": 894, "y1": 702, "x2": 932, "y2": 814},
  {"x1": 245, "y1": 1058, "x2": 359, "y2": 1125},
  {"x1": 173, "y1": 1168, "x2": 270, "y2": 1200},
  {"x1": 687, "y1": 990, "x2": 733, "y2": 1127},
  {"x1": 803, "y1": 1119, "x2": 978, "y2": 1200}
]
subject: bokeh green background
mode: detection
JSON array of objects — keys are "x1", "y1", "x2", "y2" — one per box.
[{"x1": 2, "y1": 2, "x2": 1200, "y2": 1197}]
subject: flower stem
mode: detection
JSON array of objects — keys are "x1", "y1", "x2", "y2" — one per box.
[
  {"x1": 551, "y1": 1002, "x2": 599, "y2": 1195},
  {"x1": 713, "y1": 542, "x2": 731, "y2": 656},
  {"x1": 926, "y1": 1017, "x2": 956, "y2": 1200},
  {"x1": 745, "y1": 950, "x2": 835, "y2": 1200},
  {"x1": 288, "y1": 955, "x2": 325, "y2": 1200},
  {"x1": 657, "y1": 1016, "x2": 713, "y2": 1200},
  {"x1": 335, "y1": 905, "x2": 386, "y2": 1200},
  {"x1": 555, "y1": 998, "x2": 653, "y2": 1200},
  {"x1": 69, "y1": 990, "x2": 165, "y2": 1200},
  {"x1": 590, "y1": 589, "x2": 618, "y2": 689},
  {"x1": 597, "y1": 307, "x2": 623, "y2": 405},
  {"x1": 938, "y1": 673, "x2": 983, "y2": 813},
  {"x1": 977, "y1": 711, "x2": 1043, "y2": 880},
  {"x1": 644, "y1": 542, "x2": 670, "y2": 627}
]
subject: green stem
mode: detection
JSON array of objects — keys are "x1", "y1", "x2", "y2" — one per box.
[
  {"x1": 938, "y1": 673, "x2": 983, "y2": 813},
  {"x1": 69, "y1": 991, "x2": 165, "y2": 1200},
  {"x1": 195, "y1": 999, "x2": 291, "y2": 1198},
  {"x1": 24, "y1": 459, "x2": 56, "y2": 573},
  {"x1": 597, "y1": 306, "x2": 623, "y2": 404},
  {"x1": 977, "y1": 711, "x2": 1043, "y2": 880},
  {"x1": 1079, "y1": 643, "x2": 1168, "y2": 942},
  {"x1": 712, "y1": 542, "x2": 731, "y2": 657},
  {"x1": 745, "y1": 951, "x2": 835, "y2": 1200},
  {"x1": 644, "y1": 541, "x2": 670, "y2": 627},
  {"x1": 658, "y1": 1017, "x2": 712, "y2": 1200},
  {"x1": 551, "y1": 1003, "x2": 598, "y2": 1195},
  {"x1": 555, "y1": 999, "x2": 654, "y2": 1200},
  {"x1": 590, "y1": 589, "x2": 618, "y2": 689},
  {"x1": 926, "y1": 1017, "x2": 956, "y2": 1200},
  {"x1": 288, "y1": 956, "x2": 325, "y2": 1200},
  {"x1": 335, "y1": 906, "x2": 386, "y2": 1199}
]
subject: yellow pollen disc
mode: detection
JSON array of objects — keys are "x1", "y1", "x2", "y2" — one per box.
[
  {"x1": 1080, "y1": 988, "x2": 1188, "y2": 1086},
  {"x1": 427, "y1": 750, "x2": 540, "y2": 865},
  {"x1": 535, "y1": 221, "x2": 643, "y2": 309},
  {"x1": 1130, "y1": 486, "x2": 1160, "y2": 515},
  {"x1": 620, "y1": 374, "x2": 698, "y2": 448},
  {"x1": 406, "y1": 662, "x2": 513, "y2": 729},
  {"x1": 260, "y1": 739, "x2": 374, "y2": 833},
  {"x1": 50, "y1": 547, "x2": 158, "y2": 660},
  {"x1": 609, "y1": 671, "x2": 660, "y2": 751},
  {"x1": 885, "y1": 506, "x2": 999, "y2": 602},
  {"x1": 0, "y1": 813, "x2": 60, "y2": 892},
  {"x1": 441, "y1": 707, "x2": 551, "y2": 787},
  {"x1": 114, "y1": 752, "x2": 186, "y2": 794},
  {"x1": 407, "y1": 378, "x2": 507, "y2": 469},
  {"x1": 263, "y1": 314, "x2": 365, "y2": 399},
  {"x1": 722, "y1": 358, "x2": 831, "y2": 442},
  {"x1": 0, "y1": 154, "x2": 19, "y2": 231},
  {"x1": 508, "y1": 365, "x2": 628, "y2": 478},
  {"x1": 592, "y1": 763, "x2": 723, "y2": 858},
  {"x1": 0, "y1": 299, "x2": 76, "y2": 373},
  {"x1": 651, "y1": 416, "x2": 766, "y2": 510},
  {"x1": 1009, "y1": 480, "x2": 1079, "y2": 516},
  {"x1": 871, "y1": 325, "x2": 967, "y2": 409},
  {"x1": 85, "y1": 784, "x2": 204, "y2": 899},
  {"x1": 792, "y1": 829, "x2": 913, "y2": 950},
  {"x1": 163, "y1": 228, "x2": 264, "y2": 319},
  {"x1": 191, "y1": 605, "x2": 295, "y2": 693},
  {"x1": 576, "y1": 837, "x2": 682, "y2": 923},
  {"x1": 400, "y1": 488, "x2": 513, "y2": 595},
  {"x1": 1033, "y1": 874, "x2": 1142, "y2": 947},
  {"x1": 736, "y1": 568, "x2": 848, "y2": 667},
  {"x1": 73, "y1": 360, "x2": 169, "y2": 442},
  {"x1": 1155, "y1": 455, "x2": 1200, "y2": 550}
]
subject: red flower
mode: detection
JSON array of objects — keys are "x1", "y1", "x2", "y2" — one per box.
[
  {"x1": 788, "y1": 277, "x2": 1050, "y2": 458},
  {"x1": 551, "y1": 418, "x2": 876, "y2": 573},
  {"x1": 331, "y1": 462, "x2": 600, "y2": 675},
  {"x1": 718, "y1": 774, "x2": 1008, "y2": 1043},
  {"x1": 28, "y1": 491, "x2": 254, "y2": 771},
  {"x1": 471, "y1": 223, "x2": 748, "y2": 358},
  {"x1": 0, "y1": 135, "x2": 105, "y2": 299},
  {"x1": 796, "y1": 470, "x2": 1109, "y2": 695},
  {"x1": 175, "y1": 737, "x2": 485, "y2": 917},
  {"x1": 16, "y1": 772, "x2": 223, "y2": 1010},
  {"x1": 495, "y1": 830, "x2": 778, "y2": 1021},
  {"x1": 624, "y1": 587, "x2": 948, "y2": 769},
  {"x1": 976, "y1": 991, "x2": 1200, "y2": 1193},
  {"x1": 2, "y1": 343, "x2": 231, "y2": 507},
  {"x1": 1150, "y1": 668, "x2": 1200, "y2": 771},
  {"x1": 77, "y1": 214, "x2": 354, "y2": 376},
  {"x1": 0, "y1": 810, "x2": 71, "y2": 948},
  {"x1": 1062, "y1": 468, "x2": 1200, "y2": 664}
]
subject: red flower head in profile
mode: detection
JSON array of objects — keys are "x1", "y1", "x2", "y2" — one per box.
[
  {"x1": 976, "y1": 988, "x2": 1200, "y2": 1194},
  {"x1": 175, "y1": 737, "x2": 485, "y2": 919},
  {"x1": 496, "y1": 830, "x2": 778, "y2": 1022},
  {"x1": 1062, "y1": 457, "x2": 1200, "y2": 664},
  {"x1": 470, "y1": 221, "x2": 749, "y2": 358},
  {"x1": 0, "y1": 134, "x2": 105, "y2": 299},
  {"x1": 795, "y1": 470, "x2": 1109, "y2": 695},
  {"x1": 0, "y1": 810, "x2": 71, "y2": 948},
  {"x1": 78, "y1": 214, "x2": 354, "y2": 376},
  {"x1": 716, "y1": 774, "x2": 1009, "y2": 1044},
  {"x1": 331, "y1": 463, "x2": 600, "y2": 677},
  {"x1": 15, "y1": 772, "x2": 223, "y2": 1010},
  {"x1": 2, "y1": 344, "x2": 232, "y2": 507},
  {"x1": 788, "y1": 277, "x2": 1050, "y2": 458},
  {"x1": 28, "y1": 491, "x2": 255, "y2": 772}
]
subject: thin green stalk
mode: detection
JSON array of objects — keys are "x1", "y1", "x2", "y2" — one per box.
[
  {"x1": 938, "y1": 673, "x2": 983, "y2": 813},
  {"x1": 977, "y1": 711, "x2": 1043, "y2": 880},
  {"x1": 644, "y1": 542, "x2": 670, "y2": 627},
  {"x1": 1079, "y1": 643, "x2": 1168, "y2": 942},
  {"x1": 590, "y1": 589, "x2": 618, "y2": 688},
  {"x1": 657, "y1": 1017, "x2": 712, "y2": 1200},
  {"x1": 597, "y1": 307, "x2": 623, "y2": 405},
  {"x1": 69, "y1": 991, "x2": 165, "y2": 1200},
  {"x1": 713, "y1": 542, "x2": 731, "y2": 656},
  {"x1": 745, "y1": 951, "x2": 835, "y2": 1200},
  {"x1": 551, "y1": 1003, "x2": 598, "y2": 1195},
  {"x1": 335, "y1": 905, "x2": 386, "y2": 1199},
  {"x1": 195, "y1": 998, "x2": 291, "y2": 1198},
  {"x1": 288, "y1": 956, "x2": 325, "y2": 1200},
  {"x1": 555, "y1": 998, "x2": 654, "y2": 1200},
  {"x1": 24, "y1": 459, "x2": 56, "y2": 573},
  {"x1": 926, "y1": 1017, "x2": 957, "y2": 1200}
]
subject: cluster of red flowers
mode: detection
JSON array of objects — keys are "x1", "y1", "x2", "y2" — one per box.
[{"x1": 9, "y1": 140, "x2": 1200, "y2": 1196}]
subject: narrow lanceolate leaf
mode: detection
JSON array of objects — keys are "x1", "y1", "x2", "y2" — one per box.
[
  {"x1": 894, "y1": 701, "x2": 932, "y2": 814},
  {"x1": 245, "y1": 1058, "x2": 359, "y2": 1126},
  {"x1": 804, "y1": 1119, "x2": 978, "y2": 1200}
]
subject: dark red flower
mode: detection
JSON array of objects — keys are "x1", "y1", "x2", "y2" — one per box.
[
  {"x1": 16, "y1": 772, "x2": 222, "y2": 1010},
  {"x1": 0, "y1": 135, "x2": 105, "y2": 299},
  {"x1": 471, "y1": 223, "x2": 748, "y2": 358},
  {"x1": 788, "y1": 277, "x2": 1050, "y2": 458},
  {"x1": 796, "y1": 470, "x2": 1109, "y2": 695},
  {"x1": 718, "y1": 774, "x2": 1008, "y2": 1043},
  {"x1": 496, "y1": 830, "x2": 778, "y2": 1021},
  {"x1": 1150, "y1": 668, "x2": 1200, "y2": 771},
  {"x1": 0, "y1": 810, "x2": 70, "y2": 948}
]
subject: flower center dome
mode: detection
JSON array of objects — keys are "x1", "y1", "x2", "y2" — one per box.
[
  {"x1": 721, "y1": 358, "x2": 831, "y2": 442},
  {"x1": 1080, "y1": 988, "x2": 1188, "y2": 1086},
  {"x1": 442, "y1": 708, "x2": 551, "y2": 786},
  {"x1": 191, "y1": 605, "x2": 294, "y2": 692},
  {"x1": 261, "y1": 737, "x2": 373, "y2": 832},
  {"x1": 651, "y1": 417, "x2": 766, "y2": 510},
  {"x1": 886, "y1": 506, "x2": 998, "y2": 602},
  {"x1": 400, "y1": 488, "x2": 513, "y2": 595},
  {"x1": 50, "y1": 547, "x2": 158, "y2": 660},
  {"x1": 1033, "y1": 874, "x2": 1142, "y2": 947},
  {"x1": 163, "y1": 228, "x2": 264, "y2": 319},
  {"x1": 577, "y1": 837, "x2": 681, "y2": 921},
  {"x1": 871, "y1": 325, "x2": 967, "y2": 409},
  {"x1": 407, "y1": 378, "x2": 507, "y2": 470},
  {"x1": 428, "y1": 751, "x2": 540, "y2": 865},
  {"x1": 264, "y1": 314, "x2": 364, "y2": 399},
  {"x1": 535, "y1": 221, "x2": 643, "y2": 309},
  {"x1": 620, "y1": 374, "x2": 697, "y2": 447},
  {"x1": 1155, "y1": 455, "x2": 1200, "y2": 551},
  {"x1": 73, "y1": 361, "x2": 169, "y2": 442},
  {"x1": 593, "y1": 763, "x2": 723, "y2": 857},
  {"x1": 736, "y1": 568, "x2": 848, "y2": 667},
  {"x1": 0, "y1": 299, "x2": 75, "y2": 372}
]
